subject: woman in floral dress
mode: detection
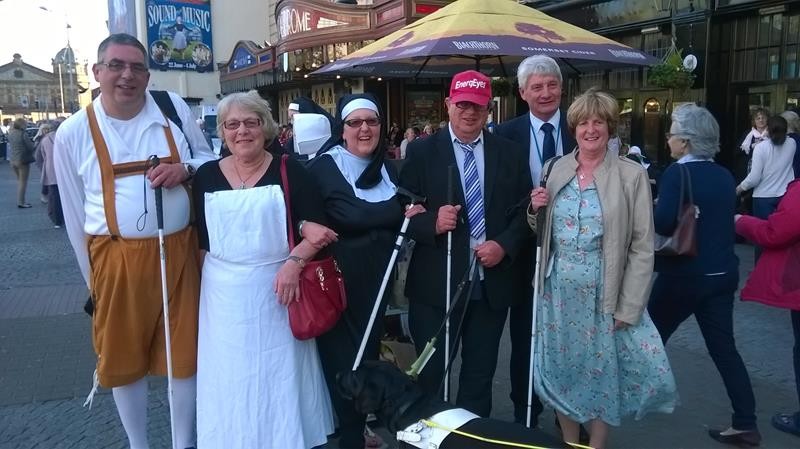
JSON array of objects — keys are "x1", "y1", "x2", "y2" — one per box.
[{"x1": 527, "y1": 88, "x2": 678, "y2": 449}]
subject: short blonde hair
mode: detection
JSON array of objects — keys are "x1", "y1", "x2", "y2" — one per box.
[
  {"x1": 216, "y1": 90, "x2": 279, "y2": 145},
  {"x1": 566, "y1": 88, "x2": 619, "y2": 136}
]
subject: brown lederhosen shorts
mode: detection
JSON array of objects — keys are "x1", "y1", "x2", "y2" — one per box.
[{"x1": 88, "y1": 226, "x2": 200, "y2": 388}]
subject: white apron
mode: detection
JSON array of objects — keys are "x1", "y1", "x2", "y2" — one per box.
[{"x1": 196, "y1": 184, "x2": 334, "y2": 449}]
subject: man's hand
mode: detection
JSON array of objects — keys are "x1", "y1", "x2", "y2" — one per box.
[
  {"x1": 435, "y1": 204, "x2": 462, "y2": 235},
  {"x1": 147, "y1": 163, "x2": 189, "y2": 189},
  {"x1": 474, "y1": 240, "x2": 505, "y2": 268}
]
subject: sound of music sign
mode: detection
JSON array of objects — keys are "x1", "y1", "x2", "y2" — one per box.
[{"x1": 146, "y1": 0, "x2": 214, "y2": 72}]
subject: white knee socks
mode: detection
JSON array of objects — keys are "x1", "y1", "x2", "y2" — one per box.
[
  {"x1": 112, "y1": 376, "x2": 197, "y2": 449},
  {"x1": 112, "y1": 378, "x2": 149, "y2": 449},
  {"x1": 172, "y1": 375, "x2": 197, "y2": 449}
]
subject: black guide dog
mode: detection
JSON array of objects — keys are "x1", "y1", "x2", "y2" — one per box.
[{"x1": 337, "y1": 361, "x2": 568, "y2": 449}]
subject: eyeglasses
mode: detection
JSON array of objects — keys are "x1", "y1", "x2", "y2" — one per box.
[
  {"x1": 665, "y1": 132, "x2": 687, "y2": 140},
  {"x1": 344, "y1": 118, "x2": 381, "y2": 128},
  {"x1": 98, "y1": 61, "x2": 149, "y2": 74},
  {"x1": 223, "y1": 118, "x2": 262, "y2": 130},
  {"x1": 454, "y1": 101, "x2": 489, "y2": 112}
]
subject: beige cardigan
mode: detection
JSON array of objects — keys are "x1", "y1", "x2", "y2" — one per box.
[{"x1": 527, "y1": 151, "x2": 654, "y2": 325}]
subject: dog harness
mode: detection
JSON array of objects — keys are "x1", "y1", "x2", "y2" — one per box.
[{"x1": 396, "y1": 408, "x2": 479, "y2": 449}]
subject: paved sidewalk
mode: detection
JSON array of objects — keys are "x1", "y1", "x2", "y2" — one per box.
[{"x1": 1, "y1": 161, "x2": 799, "y2": 448}]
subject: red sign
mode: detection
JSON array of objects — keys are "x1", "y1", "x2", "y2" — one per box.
[{"x1": 415, "y1": 4, "x2": 442, "y2": 15}]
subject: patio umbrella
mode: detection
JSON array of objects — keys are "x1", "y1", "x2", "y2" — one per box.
[{"x1": 311, "y1": 0, "x2": 658, "y2": 78}]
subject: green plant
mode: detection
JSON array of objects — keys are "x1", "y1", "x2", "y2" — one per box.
[
  {"x1": 648, "y1": 48, "x2": 696, "y2": 91},
  {"x1": 491, "y1": 77, "x2": 512, "y2": 97}
]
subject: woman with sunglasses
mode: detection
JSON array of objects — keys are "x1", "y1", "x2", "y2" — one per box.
[{"x1": 308, "y1": 93, "x2": 424, "y2": 448}]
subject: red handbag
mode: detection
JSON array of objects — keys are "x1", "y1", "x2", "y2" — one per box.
[{"x1": 279, "y1": 154, "x2": 347, "y2": 340}]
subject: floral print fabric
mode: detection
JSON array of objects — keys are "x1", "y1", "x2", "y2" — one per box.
[{"x1": 533, "y1": 176, "x2": 678, "y2": 425}]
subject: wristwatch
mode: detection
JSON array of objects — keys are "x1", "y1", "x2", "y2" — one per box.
[
  {"x1": 287, "y1": 255, "x2": 306, "y2": 268},
  {"x1": 183, "y1": 163, "x2": 196, "y2": 179}
]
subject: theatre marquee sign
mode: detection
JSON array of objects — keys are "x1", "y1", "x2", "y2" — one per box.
[{"x1": 276, "y1": 0, "x2": 370, "y2": 50}]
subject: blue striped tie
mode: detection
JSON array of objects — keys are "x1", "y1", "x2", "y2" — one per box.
[{"x1": 457, "y1": 139, "x2": 485, "y2": 239}]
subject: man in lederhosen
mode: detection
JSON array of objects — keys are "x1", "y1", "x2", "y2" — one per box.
[{"x1": 54, "y1": 34, "x2": 215, "y2": 449}]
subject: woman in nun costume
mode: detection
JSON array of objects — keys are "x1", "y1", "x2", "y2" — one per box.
[{"x1": 308, "y1": 94, "x2": 424, "y2": 448}]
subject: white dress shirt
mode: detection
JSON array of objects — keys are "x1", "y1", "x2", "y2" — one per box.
[
  {"x1": 54, "y1": 92, "x2": 216, "y2": 286},
  {"x1": 528, "y1": 110, "x2": 564, "y2": 187},
  {"x1": 449, "y1": 124, "x2": 486, "y2": 280}
]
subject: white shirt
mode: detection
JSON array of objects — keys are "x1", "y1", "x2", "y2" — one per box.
[
  {"x1": 738, "y1": 137, "x2": 797, "y2": 198},
  {"x1": 449, "y1": 124, "x2": 486, "y2": 280},
  {"x1": 528, "y1": 110, "x2": 564, "y2": 187},
  {"x1": 54, "y1": 92, "x2": 216, "y2": 286}
]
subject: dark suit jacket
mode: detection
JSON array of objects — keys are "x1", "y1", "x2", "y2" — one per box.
[
  {"x1": 495, "y1": 110, "x2": 577, "y2": 183},
  {"x1": 495, "y1": 111, "x2": 576, "y2": 304},
  {"x1": 398, "y1": 129, "x2": 533, "y2": 311}
]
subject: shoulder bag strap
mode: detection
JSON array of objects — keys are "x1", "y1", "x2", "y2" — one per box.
[
  {"x1": 676, "y1": 163, "x2": 686, "y2": 221},
  {"x1": 279, "y1": 153, "x2": 296, "y2": 249}
]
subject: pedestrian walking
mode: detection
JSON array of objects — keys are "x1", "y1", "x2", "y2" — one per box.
[
  {"x1": 192, "y1": 90, "x2": 335, "y2": 449},
  {"x1": 36, "y1": 123, "x2": 63, "y2": 227},
  {"x1": 53, "y1": 33, "x2": 214, "y2": 449},
  {"x1": 649, "y1": 103, "x2": 761, "y2": 447},
  {"x1": 527, "y1": 88, "x2": 676, "y2": 449},
  {"x1": 399, "y1": 70, "x2": 532, "y2": 418},
  {"x1": 735, "y1": 178, "x2": 800, "y2": 439},
  {"x1": 8, "y1": 117, "x2": 35, "y2": 208},
  {"x1": 736, "y1": 115, "x2": 796, "y2": 216}
]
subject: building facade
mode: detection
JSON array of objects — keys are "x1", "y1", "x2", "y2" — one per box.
[
  {"x1": 0, "y1": 49, "x2": 89, "y2": 122},
  {"x1": 523, "y1": 0, "x2": 800, "y2": 173},
  {"x1": 219, "y1": 0, "x2": 454, "y2": 127}
]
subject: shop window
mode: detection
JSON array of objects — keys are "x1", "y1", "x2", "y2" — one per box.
[
  {"x1": 788, "y1": 15, "x2": 800, "y2": 44},
  {"x1": 786, "y1": 45, "x2": 798, "y2": 78},
  {"x1": 579, "y1": 70, "x2": 603, "y2": 92},
  {"x1": 617, "y1": 98, "x2": 633, "y2": 144},
  {"x1": 786, "y1": 91, "x2": 800, "y2": 110},
  {"x1": 731, "y1": 13, "x2": 783, "y2": 82}
]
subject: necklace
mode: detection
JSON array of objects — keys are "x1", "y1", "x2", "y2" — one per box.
[{"x1": 233, "y1": 155, "x2": 267, "y2": 189}]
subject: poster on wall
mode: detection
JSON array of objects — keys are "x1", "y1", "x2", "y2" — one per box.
[
  {"x1": 146, "y1": 0, "x2": 214, "y2": 72},
  {"x1": 108, "y1": 0, "x2": 137, "y2": 35}
]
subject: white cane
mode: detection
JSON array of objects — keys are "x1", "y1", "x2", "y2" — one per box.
[
  {"x1": 526, "y1": 159, "x2": 557, "y2": 428},
  {"x1": 526, "y1": 237, "x2": 543, "y2": 428},
  {"x1": 150, "y1": 156, "x2": 178, "y2": 449},
  {"x1": 352, "y1": 187, "x2": 426, "y2": 370},
  {"x1": 444, "y1": 166, "x2": 456, "y2": 402}
]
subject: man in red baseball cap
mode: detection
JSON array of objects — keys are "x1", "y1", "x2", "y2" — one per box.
[{"x1": 398, "y1": 70, "x2": 533, "y2": 416}]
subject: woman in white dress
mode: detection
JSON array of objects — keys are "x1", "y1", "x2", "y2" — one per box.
[{"x1": 192, "y1": 90, "x2": 337, "y2": 448}]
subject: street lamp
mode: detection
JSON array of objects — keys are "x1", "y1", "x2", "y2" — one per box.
[{"x1": 40, "y1": 5, "x2": 73, "y2": 114}]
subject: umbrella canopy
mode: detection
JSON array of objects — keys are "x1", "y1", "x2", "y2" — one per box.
[{"x1": 311, "y1": 0, "x2": 658, "y2": 78}]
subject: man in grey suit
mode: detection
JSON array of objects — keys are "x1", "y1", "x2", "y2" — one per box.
[{"x1": 496, "y1": 55, "x2": 576, "y2": 426}]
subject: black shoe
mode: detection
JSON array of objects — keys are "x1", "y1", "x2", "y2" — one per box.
[
  {"x1": 17, "y1": 203, "x2": 32, "y2": 208},
  {"x1": 708, "y1": 427, "x2": 761, "y2": 447},
  {"x1": 554, "y1": 415, "x2": 590, "y2": 444}
]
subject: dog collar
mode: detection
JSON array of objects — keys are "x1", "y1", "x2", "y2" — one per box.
[{"x1": 396, "y1": 408, "x2": 479, "y2": 449}]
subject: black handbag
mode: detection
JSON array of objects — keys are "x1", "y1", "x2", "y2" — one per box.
[{"x1": 655, "y1": 163, "x2": 699, "y2": 256}]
